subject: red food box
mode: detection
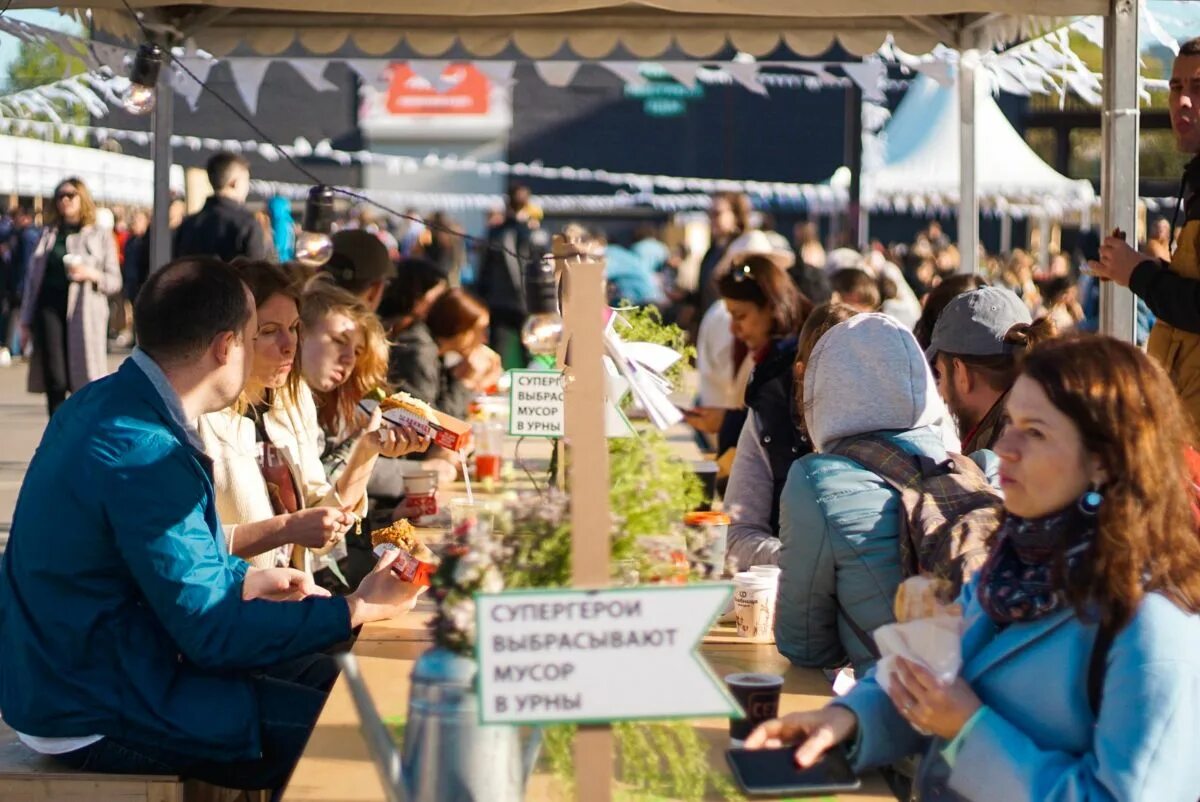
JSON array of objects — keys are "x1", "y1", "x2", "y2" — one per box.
[{"x1": 373, "y1": 544, "x2": 437, "y2": 587}]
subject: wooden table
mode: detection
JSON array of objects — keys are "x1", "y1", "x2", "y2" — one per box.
[{"x1": 283, "y1": 607, "x2": 892, "y2": 802}]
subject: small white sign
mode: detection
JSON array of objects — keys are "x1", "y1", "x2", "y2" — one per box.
[
  {"x1": 508, "y1": 370, "x2": 566, "y2": 438},
  {"x1": 475, "y1": 585, "x2": 740, "y2": 725}
]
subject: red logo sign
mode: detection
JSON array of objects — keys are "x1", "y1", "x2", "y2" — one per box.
[{"x1": 384, "y1": 63, "x2": 491, "y2": 116}]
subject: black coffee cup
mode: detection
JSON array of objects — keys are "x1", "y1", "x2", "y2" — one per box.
[{"x1": 725, "y1": 672, "x2": 784, "y2": 743}]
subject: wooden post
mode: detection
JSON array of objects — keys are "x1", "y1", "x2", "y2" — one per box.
[{"x1": 557, "y1": 237, "x2": 613, "y2": 802}]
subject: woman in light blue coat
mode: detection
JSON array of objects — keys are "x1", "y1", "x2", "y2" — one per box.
[{"x1": 748, "y1": 336, "x2": 1200, "y2": 802}]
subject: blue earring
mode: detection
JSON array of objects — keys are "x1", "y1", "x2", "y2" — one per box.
[{"x1": 1079, "y1": 485, "x2": 1104, "y2": 516}]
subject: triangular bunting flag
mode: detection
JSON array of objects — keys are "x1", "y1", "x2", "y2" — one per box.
[
  {"x1": 229, "y1": 58, "x2": 272, "y2": 115},
  {"x1": 842, "y1": 62, "x2": 885, "y2": 103},
  {"x1": 345, "y1": 59, "x2": 390, "y2": 90},
  {"x1": 288, "y1": 59, "x2": 338, "y2": 93},
  {"x1": 724, "y1": 62, "x2": 767, "y2": 96},
  {"x1": 407, "y1": 60, "x2": 452, "y2": 90},
  {"x1": 659, "y1": 61, "x2": 699, "y2": 89},
  {"x1": 173, "y1": 56, "x2": 215, "y2": 111},
  {"x1": 475, "y1": 61, "x2": 516, "y2": 88},
  {"x1": 601, "y1": 62, "x2": 647, "y2": 88},
  {"x1": 913, "y1": 60, "x2": 953, "y2": 87},
  {"x1": 534, "y1": 61, "x2": 582, "y2": 88}
]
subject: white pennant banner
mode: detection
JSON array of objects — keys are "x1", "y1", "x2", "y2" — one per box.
[
  {"x1": 288, "y1": 59, "x2": 338, "y2": 93},
  {"x1": 534, "y1": 61, "x2": 582, "y2": 88},
  {"x1": 229, "y1": 59, "x2": 272, "y2": 115},
  {"x1": 346, "y1": 59, "x2": 389, "y2": 89},
  {"x1": 173, "y1": 56, "x2": 216, "y2": 111},
  {"x1": 475, "y1": 60, "x2": 516, "y2": 88},
  {"x1": 601, "y1": 62, "x2": 648, "y2": 88},
  {"x1": 842, "y1": 61, "x2": 886, "y2": 103},
  {"x1": 724, "y1": 62, "x2": 767, "y2": 96},
  {"x1": 407, "y1": 60, "x2": 454, "y2": 90},
  {"x1": 659, "y1": 61, "x2": 700, "y2": 90}
]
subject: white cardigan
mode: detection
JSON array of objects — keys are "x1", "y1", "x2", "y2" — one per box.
[{"x1": 198, "y1": 382, "x2": 368, "y2": 572}]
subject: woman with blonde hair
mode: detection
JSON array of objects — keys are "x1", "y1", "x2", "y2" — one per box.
[
  {"x1": 199, "y1": 260, "x2": 428, "y2": 575},
  {"x1": 19, "y1": 177, "x2": 121, "y2": 415},
  {"x1": 297, "y1": 275, "x2": 391, "y2": 479},
  {"x1": 752, "y1": 336, "x2": 1200, "y2": 801}
]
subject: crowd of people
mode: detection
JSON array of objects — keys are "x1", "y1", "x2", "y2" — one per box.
[{"x1": 0, "y1": 33, "x2": 1199, "y2": 802}]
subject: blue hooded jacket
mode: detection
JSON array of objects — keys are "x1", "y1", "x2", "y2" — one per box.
[{"x1": 0, "y1": 357, "x2": 351, "y2": 760}]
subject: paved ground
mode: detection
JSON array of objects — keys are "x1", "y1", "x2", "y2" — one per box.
[{"x1": 0, "y1": 352, "x2": 125, "y2": 553}]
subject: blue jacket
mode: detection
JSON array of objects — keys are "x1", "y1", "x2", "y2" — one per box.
[
  {"x1": 836, "y1": 580, "x2": 1200, "y2": 801},
  {"x1": 0, "y1": 359, "x2": 352, "y2": 761},
  {"x1": 774, "y1": 428, "x2": 997, "y2": 674}
]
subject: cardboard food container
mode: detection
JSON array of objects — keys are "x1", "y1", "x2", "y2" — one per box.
[
  {"x1": 373, "y1": 543, "x2": 437, "y2": 587},
  {"x1": 360, "y1": 398, "x2": 474, "y2": 452}
]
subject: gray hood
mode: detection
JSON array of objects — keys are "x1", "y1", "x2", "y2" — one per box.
[{"x1": 803, "y1": 313, "x2": 947, "y2": 453}]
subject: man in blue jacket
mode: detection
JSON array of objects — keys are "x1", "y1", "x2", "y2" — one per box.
[{"x1": 0, "y1": 256, "x2": 420, "y2": 791}]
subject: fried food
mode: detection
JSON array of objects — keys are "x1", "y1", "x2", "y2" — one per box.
[{"x1": 372, "y1": 519, "x2": 437, "y2": 563}]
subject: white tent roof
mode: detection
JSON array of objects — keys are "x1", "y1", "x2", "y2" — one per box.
[
  {"x1": 0, "y1": 135, "x2": 185, "y2": 206},
  {"x1": 45, "y1": 1, "x2": 1104, "y2": 59},
  {"x1": 859, "y1": 75, "x2": 1096, "y2": 213}
]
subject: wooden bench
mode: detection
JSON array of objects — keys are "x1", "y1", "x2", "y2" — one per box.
[{"x1": 0, "y1": 722, "x2": 267, "y2": 802}]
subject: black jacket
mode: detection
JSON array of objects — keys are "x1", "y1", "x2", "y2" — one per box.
[
  {"x1": 174, "y1": 197, "x2": 271, "y2": 263},
  {"x1": 1129, "y1": 156, "x2": 1200, "y2": 333},
  {"x1": 387, "y1": 321, "x2": 472, "y2": 420},
  {"x1": 743, "y1": 337, "x2": 813, "y2": 533}
]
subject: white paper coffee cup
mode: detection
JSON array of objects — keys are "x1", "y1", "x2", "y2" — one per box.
[{"x1": 732, "y1": 572, "x2": 777, "y2": 643}]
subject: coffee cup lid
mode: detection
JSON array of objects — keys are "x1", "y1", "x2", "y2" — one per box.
[{"x1": 724, "y1": 672, "x2": 785, "y2": 687}]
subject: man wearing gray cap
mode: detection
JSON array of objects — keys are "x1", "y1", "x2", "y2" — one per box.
[{"x1": 925, "y1": 287, "x2": 1056, "y2": 454}]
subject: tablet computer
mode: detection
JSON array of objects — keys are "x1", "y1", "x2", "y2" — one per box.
[{"x1": 726, "y1": 746, "x2": 861, "y2": 797}]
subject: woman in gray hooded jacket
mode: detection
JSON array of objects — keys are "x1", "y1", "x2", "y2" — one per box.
[{"x1": 774, "y1": 314, "x2": 997, "y2": 674}]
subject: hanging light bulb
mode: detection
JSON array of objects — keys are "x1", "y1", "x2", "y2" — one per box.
[
  {"x1": 121, "y1": 43, "x2": 164, "y2": 116},
  {"x1": 295, "y1": 185, "x2": 336, "y2": 267},
  {"x1": 521, "y1": 255, "x2": 564, "y2": 356}
]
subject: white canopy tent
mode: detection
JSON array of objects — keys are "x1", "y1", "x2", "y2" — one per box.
[
  {"x1": 0, "y1": 134, "x2": 185, "y2": 206},
  {"x1": 856, "y1": 75, "x2": 1096, "y2": 215}
]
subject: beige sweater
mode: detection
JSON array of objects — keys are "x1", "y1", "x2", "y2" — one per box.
[{"x1": 198, "y1": 382, "x2": 368, "y2": 572}]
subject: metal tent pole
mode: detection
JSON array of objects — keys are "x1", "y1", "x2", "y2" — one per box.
[
  {"x1": 958, "y1": 50, "x2": 980, "y2": 274},
  {"x1": 845, "y1": 83, "x2": 864, "y2": 249},
  {"x1": 150, "y1": 40, "x2": 175, "y2": 273},
  {"x1": 1100, "y1": 0, "x2": 1140, "y2": 342}
]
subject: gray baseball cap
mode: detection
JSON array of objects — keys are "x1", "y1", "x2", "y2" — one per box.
[{"x1": 925, "y1": 286, "x2": 1033, "y2": 362}]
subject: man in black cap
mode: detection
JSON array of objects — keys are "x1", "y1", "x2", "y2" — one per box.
[
  {"x1": 925, "y1": 286, "x2": 1054, "y2": 454},
  {"x1": 321, "y1": 230, "x2": 398, "y2": 313}
]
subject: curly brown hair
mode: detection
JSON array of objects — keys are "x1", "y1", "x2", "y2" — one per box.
[{"x1": 1021, "y1": 336, "x2": 1200, "y2": 629}]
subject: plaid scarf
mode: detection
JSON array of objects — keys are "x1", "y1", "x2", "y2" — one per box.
[{"x1": 977, "y1": 506, "x2": 1095, "y2": 625}]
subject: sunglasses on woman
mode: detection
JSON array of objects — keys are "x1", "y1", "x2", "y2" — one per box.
[{"x1": 55, "y1": 191, "x2": 79, "y2": 202}]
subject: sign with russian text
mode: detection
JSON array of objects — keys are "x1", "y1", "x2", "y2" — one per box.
[
  {"x1": 508, "y1": 370, "x2": 566, "y2": 438},
  {"x1": 475, "y1": 586, "x2": 740, "y2": 725}
]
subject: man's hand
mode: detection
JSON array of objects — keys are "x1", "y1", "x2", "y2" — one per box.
[
  {"x1": 242, "y1": 567, "x2": 331, "y2": 602},
  {"x1": 1089, "y1": 235, "x2": 1148, "y2": 287},
  {"x1": 345, "y1": 549, "x2": 426, "y2": 628}
]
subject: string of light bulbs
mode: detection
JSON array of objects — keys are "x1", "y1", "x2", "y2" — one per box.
[{"x1": 117, "y1": 0, "x2": 565, "y2": 352}]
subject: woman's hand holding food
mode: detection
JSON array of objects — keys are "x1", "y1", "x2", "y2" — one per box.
[
  {"x1": 360, "y1": 405, "x2": 431, "y2": 459},
  {"x1": 885, "y1": 656, "x2": 982, "y2": 740},
  {"x1": 284, "y1": 507, "x2": 355, "y2": 549}
]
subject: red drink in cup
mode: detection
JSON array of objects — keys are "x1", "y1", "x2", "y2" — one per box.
[{"x1": 475, "y1": 454, "x2": 502, "y2": 481}]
